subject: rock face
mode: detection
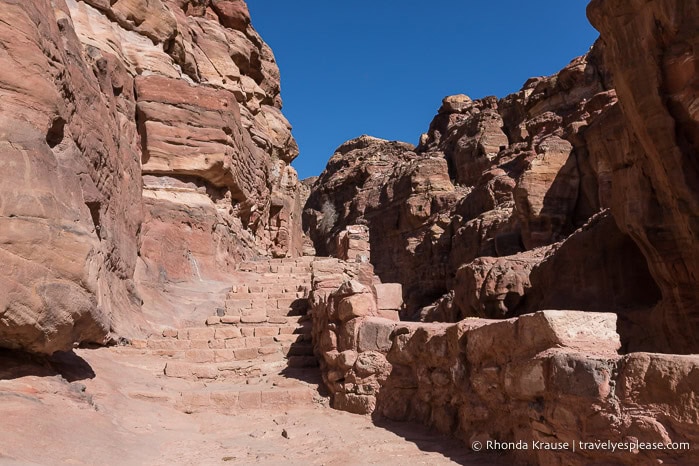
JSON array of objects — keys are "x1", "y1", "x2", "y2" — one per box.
[
  {"x1": 0, "y1": 0, "x2": 302, "y2": 353},
  {"x1": 305, "y1": 2, "x2": 699, "y2": 354},
  {"x1": 305, "y1": 47, "x2": 626, "y2": 313},
  {"x1": 587, "y1": 0, "x2": 699, "y2": 353}
]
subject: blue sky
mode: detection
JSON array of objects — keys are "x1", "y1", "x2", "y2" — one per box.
[{"x1": 247, "y1": 1, "x2": 599, "y2": 179}]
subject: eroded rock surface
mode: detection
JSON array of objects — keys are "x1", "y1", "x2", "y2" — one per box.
[
  {"x1": 587, "y1": 0, "x2": 699, "y2": 353},
  {"x1": 304, "y1": 48, "x2": 620, "y2": 313},
  {"x1": 305, "y1": 1, "x2": 699, "y2": 355},
  {"x1": 0, "y1": 0, "x2": 303, "y2": 353}
]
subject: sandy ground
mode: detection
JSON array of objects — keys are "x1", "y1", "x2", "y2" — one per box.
[{"x1": 0, "y1": 347, "x2": 504, "y2": 466}]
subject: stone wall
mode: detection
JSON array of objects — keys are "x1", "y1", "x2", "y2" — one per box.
[
  {"x1": 335, "y1": 225, "x2": 371, "y2": 263},
  {"x1": 310, "y1": 263, "x2": 699, "y2": 465}
]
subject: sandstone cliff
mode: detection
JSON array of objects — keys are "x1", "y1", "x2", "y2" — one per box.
[
  {"x1": 305, "y1": 45, "x2": 632, "y2": 311},
  {"x1": 305, "y1": 1, "x2": 699, "y2": 354},
  {"x1": 0, "y1": 0, "x2": 303, "y2": 354}
]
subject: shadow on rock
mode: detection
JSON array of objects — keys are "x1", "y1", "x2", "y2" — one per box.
[{"x1": 0, "y1": 348, "x2": 95, "y2": 382}]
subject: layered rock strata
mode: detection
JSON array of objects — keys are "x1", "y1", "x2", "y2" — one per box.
[{"x1": 0, "y1": 0, "x2": 303, "y2": 353}]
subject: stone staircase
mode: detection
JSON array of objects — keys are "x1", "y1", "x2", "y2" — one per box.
[{"x1": 128, "y1": 256, "x2": 322, "y2": 414}]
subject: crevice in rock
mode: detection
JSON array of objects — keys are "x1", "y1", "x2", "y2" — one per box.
[
  {"x1": 46, "y1": 117, "x2": 66, "y2": 148},
  {"x1": 86, "y1": 201, "x2": 102, "y2": 240}
]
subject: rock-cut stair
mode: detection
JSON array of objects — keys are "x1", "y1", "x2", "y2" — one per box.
[{"x1": 128, "y1": 256, "x2": 322, "y2": 414}]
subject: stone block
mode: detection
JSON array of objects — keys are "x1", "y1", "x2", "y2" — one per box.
[
  {"x1": 214, "y1": 327, "x2": 242, "y2": 339},
  {"x1": 180, "y1": 392, "x2": 211, "y2": 410},
  {"x1": 333, "y1": 392, "x2": 376, "y2": 415},
  {"x1": 224, "y1": 338, "x2": 246, "y2": 349},
  {"x1": 184, "y1": 328, "x2": 215, "y2": 341},
  {"x1": 357, "y1": 318, "x2": 396, "y2": 353},
  {"x1": 234, "y1": 348, "x2": 260, "y2": 360},
  {"x1": 206, "y1": 316, "x2": 221, "y2": 326},
  {"x1": 338, "y1": 319, "x2": 360, "y2": 352},
  {"x1": 516, "y1": 311, "x2": 621, "y2": 356},
  {"x1": 338, "y1": 293, "x2": 376, "y2": 321},
  {"x1": 241, "y1": 314, "x2": 267, "y2": 324},
  {"x1": 189, "y1": 339, "x2": 211, "y2": 349},
  {"x1": 374, "y1": 283, "x2": 403, "y2": 310},
  {"x1": 255, "y1": 327, "x2": 280, "y2": 337},
  {"x1": 258, "y1": 346, "x2": 279, "y2": 356},
  {"x1": 162, "y1": 328, "x2": 178, "y2": 338},
  {"x1": 504, "y1": 359, "x2": 547, "y2": 399},
  {"x1": 244, "y1": 337, "x2": 261, "y2": 348},
  {"x1": 339, "y1": 350, "x2": 358, "y2": 370},
  {"x1": 354, "y1": 351, "x2": 392, "y2": 378},
  {"x1": 211, "y1": 392, "x2": 239, "y2": 412},
  {"x1": 259, "y1": 336, "x2": 276, "y2": 346},
  {"x1": 208, "y1": 339, "x2": 226, "y2": 349},
  {"x1": 221, "y1": 316, "x2": 241, "y2": 324},
  {"x1": 312, "y1": 259, "x2": 345, "y2": 274},
  {"x1": 548, "y1": 351, "x2": 615, "y2": 399},
  {"x1": 226, "y1": 299, "x2": 252, "y2": 310},
  {"x1": 261, "y1": 389, "x2": 291, "y2": 406},
  {"x1": 214, "y1": 349, "x2": 237, "y2": 363},
  {"x1": 147, "y1": 339, "x2": 190, "y2": 350},
  {"x1": 185, "y1": 349, "x2": 216, "y2": 363},
  {"x1": 165, "y1": 362, "x2": 217, "y2": 379}
]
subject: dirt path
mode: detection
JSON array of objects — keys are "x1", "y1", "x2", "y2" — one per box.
[{"x1": 0, "y1": 347, "x2": 502, "y2": 466}]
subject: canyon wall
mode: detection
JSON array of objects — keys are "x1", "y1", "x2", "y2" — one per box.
[
  {"x1": 0, "y1": 0, "x2": 303, "y2": 353},
  {"x1": 587, "y1": 0, "x2": 699, "y2": 352},
  {"x1": 305, "y1": 0, "x2": 699, "y2": 353},
  {"x1": 304, "y1": 46, "x2": 631, "y2": 314}
]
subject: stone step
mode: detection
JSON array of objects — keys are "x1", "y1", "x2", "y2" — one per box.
[
  {"x1": 163, "y1": 351, "x2": 318, "y2": 381},
  {"x1": 206, "y1": 315, "x2": 310, "y2": 326},
  {"x1": 150, "y1": 324, "x2": 311, "y2": 342},
  {"x1": 146, "y1": 339, "x2": 314, "y2": 363},
  {"x1": 176, "y1": 380, "x2": 318, "y2": 413},
  {"x1": 227, "y1": 290, "x2": 308, "y2": 300},
  {"x1": 163, "y1": 360, "x2": 280, "y2": 380},
  {"x1": 238, "y1": 262, "x2": 313, "y2": 274}
]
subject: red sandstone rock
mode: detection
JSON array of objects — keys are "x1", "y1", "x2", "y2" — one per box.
[
  {"x1": 305, "y1": 49, "x2": 613, "y2": 313},
  {"x1": 587, "y1": 0, "x2": 699, "y2": 353},
  {"x1": 0, "y1": 0, "x2": 302, "y2": 353}
]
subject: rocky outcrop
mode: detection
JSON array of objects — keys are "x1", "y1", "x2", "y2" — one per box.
[
  {"x1": 305, "y1": 48, "x2": 617, "y2": 313},
  {"x1": 304, "y1": 136, "x2": 462, "y2": 310},
  {"x1": 587, "y1": 0, "x2": 699, "y2": 353},
  {"x1": 305, "y1": 1, "x2": 699, "y2": 356},
  {"x1": 0, "y1": 0, "x2": 302, "y2": 353}
]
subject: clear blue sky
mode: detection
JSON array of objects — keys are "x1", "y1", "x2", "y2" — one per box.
[{"x1": 247, "y1": 1, "x2": 599, "y2": 179}]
